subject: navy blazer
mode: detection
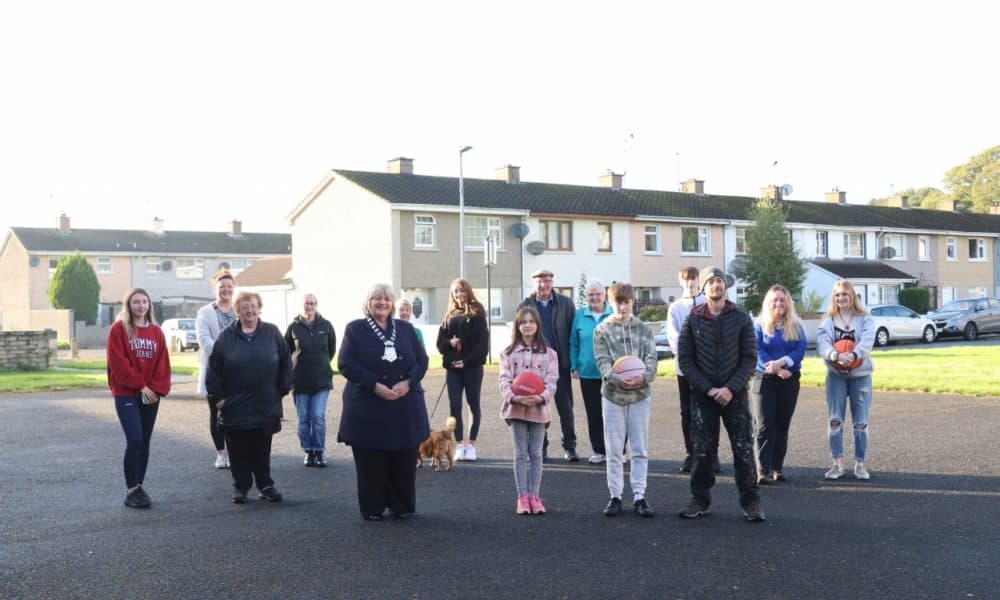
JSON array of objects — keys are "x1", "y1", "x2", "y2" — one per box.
[{"x1": 336, "y1": 318, "x2": 429, "y2": 450}]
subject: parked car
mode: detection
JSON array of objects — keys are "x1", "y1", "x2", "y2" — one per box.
[
  {"x1": 927, "y1": 297, "x2": 1000, "y2": 340},
  {"x1": 653, "y1": 324, "x2": 673, "y2": 360},
  {"x1": 162, "y1": 318, "x2": 199, "y2": 352},
  {"x1": 869, "y1": 304, "x2": 937, "y2": 346}
]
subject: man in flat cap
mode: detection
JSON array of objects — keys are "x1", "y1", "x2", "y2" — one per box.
[
  {"x1": 518, "y1": 269, "x2": 578, "y2": 462},
  {"x1": 676, "y1": 267, "x2": 765, "y2": 522}
]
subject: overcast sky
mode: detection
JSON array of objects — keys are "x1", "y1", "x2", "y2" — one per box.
[{"x1": 2, "y1": 1, "x2": 997, "y2": 237}]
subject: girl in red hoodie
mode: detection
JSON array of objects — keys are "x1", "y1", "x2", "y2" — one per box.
[{"x1": 107, "y1": 288, "x2": 171, "y2": 508}]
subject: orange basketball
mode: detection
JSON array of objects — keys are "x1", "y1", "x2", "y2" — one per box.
[{"x1": 832, "y1": 339, "x2": 862, "y2": 371}]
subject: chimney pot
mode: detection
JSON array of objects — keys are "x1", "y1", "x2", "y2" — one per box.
[
  {"x1": 229, "y1": 219, "x2": 242, "y2": 236},
  {"x1": 599, "y1": 170, "x2": 623, "y2": 190},
  {"x1": 681, "y1": 179, "x2": 704, "y2": 194},
  {"x1": 496, "y1": 164, "x2": 520, "y2": 184},
  {"x1": 825, "y1": 188, "x2": 847, "y2": 205},
  {"x1": 387, "y1": 157, "x2": 414, "y2": 175},
  {"x1": 57, "y1": 213, "x2": 70, "y2": 232}
]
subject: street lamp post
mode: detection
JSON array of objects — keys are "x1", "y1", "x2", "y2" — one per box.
[{"x1": 458, "y1": 145, "x2": 473, "y2": 279}]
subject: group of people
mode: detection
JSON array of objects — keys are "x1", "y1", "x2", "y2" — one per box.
[{"x1": 106, "y1": 265, "x2": 875, "y2": 523}]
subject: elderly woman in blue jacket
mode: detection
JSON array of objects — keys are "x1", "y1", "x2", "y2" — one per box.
[
  {"x1": 338, "y1": 283, "x2": 429, "y2": 521},
  {"x1": 569, "y1": 278, "x2": 613, "y2": 464},
  {"x1": 749, "y1": 284, "x2": 807, "y2": 484}
]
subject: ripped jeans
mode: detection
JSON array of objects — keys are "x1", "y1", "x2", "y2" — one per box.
[{"x1": 825, "y1": 373, "x2": 871, "y2": 462}]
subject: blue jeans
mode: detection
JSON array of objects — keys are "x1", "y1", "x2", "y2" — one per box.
[
  {"x1": 114, "y1": 395, "x2": 159, "y2": 488},
  {"x1": 294, "y1": 391, "x2": 329, "y2": 452},
  {"x1": 825, "y1": 373, "x2": 871, "y2": 461}
]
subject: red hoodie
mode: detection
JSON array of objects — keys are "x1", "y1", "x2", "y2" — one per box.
[{"x1": 106, "y1": 320, "x2": 172, "y2": 399}]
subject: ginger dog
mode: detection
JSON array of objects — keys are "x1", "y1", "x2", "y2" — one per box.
[{"x1": 417, "y1": 416, "x2": 457, "y2": 472}]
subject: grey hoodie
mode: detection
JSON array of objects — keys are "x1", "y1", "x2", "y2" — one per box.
[{"x1": 593, "y1": 316, "x2": 658, "y2": 406}]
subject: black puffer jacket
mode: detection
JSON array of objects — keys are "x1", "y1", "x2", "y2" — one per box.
[
  {"x1": 284, "y1": 314, "x2": 336, "y2": 393},
  {"x1": 206, "y1": 321, "x2": 292, "y2": 431},
  {"x1": 676, "y1": 301, "x2": 757, "y2": 395},
  {"x1": 435, "y1": 303, "x2": 489, "y2": 371}
]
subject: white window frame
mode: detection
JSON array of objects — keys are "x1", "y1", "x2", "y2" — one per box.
[
  {"x1": 175, "y1": 258, "x2": 205, "y2": 280},
  {"x1": 96, "y1": 257, "x2": 113, "y2": 274},
  {"x1": 918, "y1": 236, "x2": 930, "y2": 261},
  {"x1": 969, "y1": 238, "x2": 986, "y2": 261},
  {"x1": 222, "y1": 258, "x2": 254, "y2": 275},
  {"x1": 815, "y1": 231, "x2": 829, "y2": 257},
  {"x1": 883, "y1": 234, "x2": 906, "y2": 261},
  {"x1": 146, "y1": 257, "x2": 162, "y2": 274},
  {"x1": 844, "y1": 233, "x2": 865, "y2": 258},
  {"x1": 414, "y1": 215, "x2": 436, "y2": 248},
  {"x1": 464, "y1": 216, "x2": 503, "y2": 250},
  {"x1": 473, "y1": 287, "x2": 503, "y2": 321},
  {"x1": 946, "y1": 237, "x2": 958, "y2": 261},
  {"x1": 681, "y1": 226, "x2": 710, "y2": 256},
  {"x1": 597, "y1": 222, "x2": 613, "y2": 253},
  {"x1": 877, "y1": 284, "x2": 900, "y2": 305},
  {"x1": 735, "y1": 227, "x2": 747, "y2": 256},
  {"x1": 643, "y1": 224, "x2": 661, "y2": 255}
]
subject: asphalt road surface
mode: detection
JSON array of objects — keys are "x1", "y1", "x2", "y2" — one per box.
[{"x1": 1, "y1": 370, "x2": 998, "y2": 599}]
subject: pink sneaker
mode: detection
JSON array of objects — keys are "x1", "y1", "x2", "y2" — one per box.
[
  {"x1": 528, "y1": 495, "x2": 546, "y2": 515},
  {"x1": 516, "y1": 495, "x2": 531, "y2": 515}
]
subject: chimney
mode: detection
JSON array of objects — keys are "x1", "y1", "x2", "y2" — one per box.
[
  {"x1": 761, "y1": 185, "x2": 781, "y2": 201},
  {"x1": 989, "y1": 205, "x2": 1000, "y2": 215},
  {"x1": 937, "y1": 199, "x2": 957, "y2": 212},
  {"x1": 599, "y1": 170, "x2": 623, "y2": 190},
  {"x1": 229, "y1": 219, "x2": 242, "y2": 236},
  {"x1": 825, "y1": 188, "x2": 847, "y2": 205},
  {"x1": 57, "y1": 213, "x2": 70, "y2": 232},
  {"x1": 151, "y1": 217, "x2": 165, "y2": 236},
  {"x1": 887, "y1": 194, "x2": 909, "y2": 209},
  {"x1": 681, "y1": 179, "x2": 704, "y2": 194},
  {"x1": 387, "y1": 157, "x2": 414, "y2": 175},
  {"x1": 496, "y1": 164, "x2": 520, "y2": 184}
]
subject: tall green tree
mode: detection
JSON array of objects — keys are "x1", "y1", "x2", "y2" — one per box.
[
  {"x1": 48, "y1": 253, "x2": 100, "y2": 325},
  {"x1": 944, "y1": 145, "x2": 1000, "y2": 213},
  {"x1": 870, "y1": 186, "x2": 947, "y2": 209},
  {"x1": 732, "y1": 197, "x2": 806, "y2": 315}
]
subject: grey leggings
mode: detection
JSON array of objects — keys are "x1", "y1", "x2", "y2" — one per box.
[{"x1": 511, "y1": 420, "x2": 545, "y2": 497}]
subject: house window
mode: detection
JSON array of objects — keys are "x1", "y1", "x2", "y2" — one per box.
[
  {"x1": 541, "y1": 220, "x2": 573, "y2": 251},
  {"x1": 635, "y1": 287, "x2": 657, "y2": 301},
  {"x1": 681, "y1": 226, "x2": 710, "y2": 255},
  {"x1": 643, "y1": 224, "x2": 661, "y2": 254},
  {"x1": 473, "y1": 288, "x2": 503, "y2": 321},
  {"x1": 735, "y1": 228, "x2": 747, "y2": 255},
  {"x1": 969, "y1": 238, "x2": 986, "y2": 261},
  {"x1": 844, "y1": 233, "x2": 865, "y2": 258},
  {"x1": 918, "y1": 236, "x2": 930, "y2": 261},
  {"x1": 414, "y1": 215, "x2": 436, "y2": 248},
  {"x1": 146, "y1": 257, "x2": 162, "y2": 273},
  {"x1": 221, "y1": 258, "x2": 254, "y2": 275},
  {"x1": 555, "y1": 287, "x2": 574, "y2": 299},
  {"x1": 464, "y1": 216, "x2": 502, "y2": 250},
  {"x1": 597, "y1": 222, "x2": 613, "y2": 252},
  {"x1": 96, "y1": 257, "x2": 113, "y2": 274},
  {"x1": 946, "y1": 237, "x2": 957, "y2": 261},
  {"x1": 735, "y1": 285, "x2": 749, "y2": 306},
  {"x1": 877, "y1": 284, "x2": 900, "y2": 305},
  {"x1": 48, "y1": 258, "x2": 59, "y2": 279},
  {"x1": 968, "y1": 286, "x2": 987, "y2": 298},
  {"x1": 815, "y1": 231, "x2": 829, "y2": 257},
  {"x1": 883, "y1": 234, "x2": 905, "y2": 260},
  {"x1": 175, "y1": 258, "x2": 205, "y2": 279}
]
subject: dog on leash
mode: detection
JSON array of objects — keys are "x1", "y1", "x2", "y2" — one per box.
[{"x1": 417, "y1": 416, "x2": 457, "y2": 472}]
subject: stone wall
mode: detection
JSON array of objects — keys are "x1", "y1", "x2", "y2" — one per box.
[{"x1": 0, "y1": 330, "x2": 57, "y2": 370}]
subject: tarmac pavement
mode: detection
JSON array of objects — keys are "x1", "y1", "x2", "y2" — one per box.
[{"x1": 1, "y1": 368, "x2": 998, "y2": 599}]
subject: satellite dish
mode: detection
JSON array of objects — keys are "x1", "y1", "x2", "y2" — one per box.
[
  {"x1": 525, "y1": 241, "x2": 546, "y2": 256},
  {"x1": 28, "y1": 256, "x2": 40, "y2": 267},
  {"x1": 728, "y1": 256, "x2": 747, "y2": 273},
  {"x1": 509, "y1": 222, "x2": 529, "y2": 239},
  {"x1": 779, "y1": 184, "x2": 794, "y2": 198},
  {"x1": 878, "y1": 247, "x2": 896, "y2": 259},
  {"x1": 160, "y1": 260, "x2": 173, "y2": 271}
]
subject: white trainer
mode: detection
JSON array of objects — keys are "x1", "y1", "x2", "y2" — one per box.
[
  {"x1": 854, "y1": 462, "x2": 870, "y2": 480},
  {"x1": 455, "y1": 445, "x2": 467, "y2": 462},
  {"x1": 824, "y1": 464, "x2": 845, "y2": 480},
  {"x1": 588, "y1": 454, "x2": 606, "y2": 464},
  {"x1": 214, "y1": 455, "x2": 228, "y2": 469},
  {"x1": 465, "y1": 445, "x2": 477, "y2": 462}
]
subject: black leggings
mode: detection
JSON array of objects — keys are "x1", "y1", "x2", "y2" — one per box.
[
  {"x1": 447, "y1": 364, "x2": 484, "y2": 443},
  {"x1": 207, "y1": 397, "x2": 225, "y2": 451}
]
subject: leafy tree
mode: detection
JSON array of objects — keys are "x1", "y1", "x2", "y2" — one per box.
[
  {"x1": 870, "y1": 186, "x2": 947, "y2": 209},
  {"x1": 944, "y1": 145, "x2": 1000, "y2": 213},
  {"x1": 49, "y1": 253, "x2": 100, "y2": 325},
  {"x1": 732, "y1": 197, "x2": 806, "y2": 315}
]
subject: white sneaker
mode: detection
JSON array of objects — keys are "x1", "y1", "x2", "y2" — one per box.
[
  {"x1": 214, "y1": 455, "x2": 228, "y2": 469},
  {"x1": 588, "y1": 454, "x2": 606, "y2": 464},
  {"x1": 854, "y1": 462, "x2": 870, "y2": 480},
  {"x1": 465, "y1": 445, "x2": 477, "y2": 462},
  {"x1": 455, "y1": 445, "x2": 467, "y2": 461},
  {"x1": 824, "y1": 464, "x2": 845, "y2": 480}
]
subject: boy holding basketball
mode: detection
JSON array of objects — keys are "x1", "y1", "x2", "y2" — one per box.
[{"x1": 593, "y1": 283, "x2": 658, "y2": 517}]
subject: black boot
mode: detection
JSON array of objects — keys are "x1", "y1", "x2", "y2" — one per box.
[
  {"x1": 313, "y1": 451, "x2": 327, "y2": 468},
  {"x1": 304, "y1": 451, "x2": 316, "y2": 467}
]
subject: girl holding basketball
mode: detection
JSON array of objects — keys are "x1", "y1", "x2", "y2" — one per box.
[
  {"x1": 816, "y1": 279, "x2": 876, "y2": 481},
  {"x1": 499, "y1": 307, "x2": 558, "y2": 515},
  {"x1": 593, "y1": 283, "x2": 659, "y2": 517}
]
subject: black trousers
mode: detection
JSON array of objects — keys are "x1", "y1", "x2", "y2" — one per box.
[
  {"x1": 446, "y1": 364, "x2": 484, "y2": 443},
  {"x1": 544, "y1": 367, "x2": 576, "y2": 453},
  {"x1": 678, "y1": 375, "x2": 722, "y2": 461},
  {"x1": 351, "y1": 447, "x2": 419, "y2": 518},
  {"x1": 207, "y1": 397, "x2": 226, "y2": 451},
  {"x1": 749, "y1": 372, "x2": 800, "y2": 474},
  {"x1": 224, "y1": 428, "x2": 274, "y2": 492},
  {"x1": 690, "y1": 390, "x2": 759, "y2": 509},
  {"x1": 578, "y1": 378, "x2": 605, "y2": 455}
]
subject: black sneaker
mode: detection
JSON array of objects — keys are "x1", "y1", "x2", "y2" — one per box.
[
  {"x1": 679, "y1": 500, "x2": 711, "y2": 519},
  {"x1": 564, "y1": 449, "x2": 580, "y2": 463},
  {"x1": 679, "y1": 455, "x2": 693, "y2": 473},
  {"x1": 135, "y1": 486, "x2": 152, "y2": 508},
  {"x1": 304, "y1": 451, "x2": 316, "y2": 467},
  {"x1": 258, "y1": 486, "x2": 283, "y2": 502},
  {"x1": 757, "y1": 472, "x2": 773, "y2": 485},
  {"x1": 313, "y1": 451, "x2": 327, "y2": 468},
  {"x1": 603, "y1": 497, "x2": 623, "y2": 517},
  {"x1": 124, "y1": 488, "x2": 150, "y2": 509},
  {"x1": 231, "y1": 488, "x2": 248, "y2": 504},
  {"x1": 633, "y1": 498, "x2": 655, "y2": 518},
  {"x1": 744, "y1": 502, "x2": 767, "y2": 522}
]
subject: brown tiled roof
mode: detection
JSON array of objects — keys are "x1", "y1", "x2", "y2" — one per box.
[{"x1": 234, "y1": 256, "x2": 292, "y2": 287}]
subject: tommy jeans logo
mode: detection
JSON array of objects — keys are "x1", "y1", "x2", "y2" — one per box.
[{"x1": 130, "y1": 337, "x2": 157, "y2": 360}]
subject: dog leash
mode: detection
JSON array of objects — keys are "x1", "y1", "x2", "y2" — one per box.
[{"x1": 429, "y1": 380, "x2": 447, "y2": 419}]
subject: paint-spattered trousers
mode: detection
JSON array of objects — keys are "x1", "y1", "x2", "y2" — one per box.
[{"x1": 689, "y1": 390, "x2": 759, "y2": 509}]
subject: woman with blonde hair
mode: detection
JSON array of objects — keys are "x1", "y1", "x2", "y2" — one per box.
[
  {"x1": 106, "y1": 288, "x2": 171, "y2": 508},
  {"x1": 749, "y1": 284, "x2": 807, "y2": 483},
  {"x1": 435, "y1": 278, "x2": 489, "y2": 461},
  {"x1": 816, "y1": 279, "x2": 876, "y2": 481}
]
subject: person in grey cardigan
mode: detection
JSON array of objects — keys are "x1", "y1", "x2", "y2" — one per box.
[{"x1": 196, "y1": 269, "x2": 237, "y2": 469}]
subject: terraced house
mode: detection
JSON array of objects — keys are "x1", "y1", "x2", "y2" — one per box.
[{"x1": 288, "y1": 158, "x2": 1000, "y2": 336}]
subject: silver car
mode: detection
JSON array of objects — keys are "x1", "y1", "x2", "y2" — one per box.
[
  {"x1": 927, "y1": 297, "x2": 1000, "y2": 341},
  {"x1": 162, "y1": 318, "x2": 199, "y2": 352},
  {"x1": 869, "y1": 304, "x2": 937, "y2": 346}
]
